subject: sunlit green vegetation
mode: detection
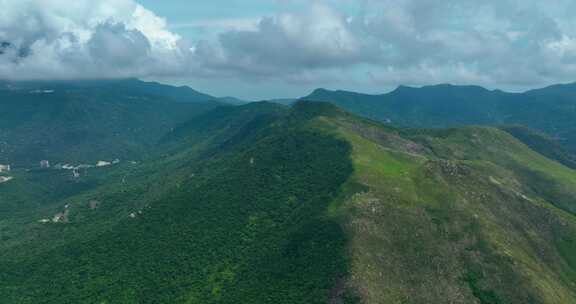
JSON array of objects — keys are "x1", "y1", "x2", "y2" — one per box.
[{"x1": 2, "y1": 101, "x2": 576, "y2": 303}]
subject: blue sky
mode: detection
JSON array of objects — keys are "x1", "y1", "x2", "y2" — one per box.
[{"x1": 2, "y1": 0, "x2": 576, "y2": 99}]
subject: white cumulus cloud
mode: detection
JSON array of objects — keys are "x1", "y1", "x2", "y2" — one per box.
[
  {"x1": 0, "y1": 0, "x2": 187, "y2": 79},
  {"x1": 2, "y1": 0, "x2": 576, "y2": 91},
  {"x1": 190, "y1": 0, "x2": 576, "y2": 89}
]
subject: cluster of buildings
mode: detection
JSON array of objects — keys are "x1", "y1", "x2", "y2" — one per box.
[
  {"x1": 3, "y1": 159, "x2": 123, "y2": 171},
  {"x1": 0, "y1": 164, "x2": 13, "y2": 184},
  {"x1": 0, "y1": 158, "x2": 123, "y2": 183},
  {"x1": 39, "y1": 159, "x2": 122, "y2": 179},
  {"x1": 0, "y1": 164, "x2": 11, "y2": 173}
]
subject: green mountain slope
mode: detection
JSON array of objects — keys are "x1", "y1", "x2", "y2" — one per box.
[
  {"x1": 0, "y1": 79, "x2": 219, "y2": 166},
  {"x1": 0, "y1": 102, "x2": 355, "y2": 303},
  {"x1": 310, "y1": 103, "x2": 576, "y2": 303},
  {"x1": 501, "y1": 125, "x2": 576, "y2": 170},
  {"x1": 1, "y1": 101, "x2": 576, "y2": 303},
  {"x1": 303, "y1": 83, "x2": 576, "y2": 153}
]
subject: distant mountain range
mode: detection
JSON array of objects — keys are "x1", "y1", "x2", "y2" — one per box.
[
  {"x1": 303, "y1": 83, "x2": 576, "y2": 152},
  {"x1": 0, "y1": 78, "x2": 230, "y2": 104},
  {"x1": 0, "y1": 79, "x2": 223, "y2": 166},
  {"x1": 4, "y1": 78, "x2": 576, "y2": 168}
]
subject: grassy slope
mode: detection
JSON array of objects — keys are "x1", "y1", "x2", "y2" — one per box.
[
  {"x1": 313, "y1": 108, "x2": 576, "y2": 303},
  {"x1": 2, "y1": 102, "x2": 576, "y2": 303}
]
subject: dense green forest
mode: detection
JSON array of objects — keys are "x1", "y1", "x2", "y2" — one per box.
[{"x1": 2, "y1": 101, "x2": 576, "y2": 303}]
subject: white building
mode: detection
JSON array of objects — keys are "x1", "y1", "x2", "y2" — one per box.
[
  {"x1": 0, "y1": 176, "x2": 13, "y2": 183},
  {"x1": 96, "y1": 161, "x2": 112, "y2": 167},
  {"x1": 40, "y1": 160, "x2": 50, "y2": 169}
]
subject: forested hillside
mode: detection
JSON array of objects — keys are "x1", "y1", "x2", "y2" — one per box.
[
  {"x1": 0, "y1": 79, "x2": 219, "y2": 166},
  {"x1": 2, "y1": 101, "x2": 576, "y2": 303}
]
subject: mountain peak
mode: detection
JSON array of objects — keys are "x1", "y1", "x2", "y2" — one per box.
[
  {"x1": 391, "y1": 85, "x2": 415, "y2": 93},
  {"x1": 310, "y1": 88, "x2": 333, "y2": 95}
]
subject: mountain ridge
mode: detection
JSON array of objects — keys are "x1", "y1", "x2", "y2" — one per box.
[
  {"x1": 310, "y1": 81, "x2": 576, "y2": 98},
  {"x1": 303, "y1": 82, "x2": 576, "y2": 153},
  {"x1": 0, "y1": 78, "x2": 218, "y2": 103},
  {"x1": 2, "y1": 101, "x2": 576, "y2": 303}
]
